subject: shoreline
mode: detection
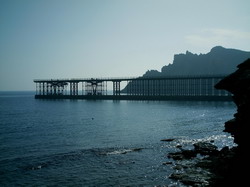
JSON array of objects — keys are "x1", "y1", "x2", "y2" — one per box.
[{"x1": 165, "y1": 139, "x2": 243, "y2": 186}]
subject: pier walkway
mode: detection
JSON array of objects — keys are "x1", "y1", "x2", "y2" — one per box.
[{"x1": 34, "y1": 75, "x2": 232, "y2": 101}]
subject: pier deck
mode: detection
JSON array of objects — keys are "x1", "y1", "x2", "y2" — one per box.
[{"x1": 34, "y1": 75, "x2": 232, "y2": 101}]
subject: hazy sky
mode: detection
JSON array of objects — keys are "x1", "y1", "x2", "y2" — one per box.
[{"x1": 0, "y1": 0, "x2": 250, "y2": 91}]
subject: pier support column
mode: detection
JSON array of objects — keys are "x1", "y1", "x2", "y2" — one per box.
[
  {"x1": 113, "y1": 81, "x2": 121, "y2": 96},
  {"x1": 70, "y1": 83, "x2": 72, "y2": 95},
  {"x1": 70, "y1": 82, "x2": 78, "y2": 95}
]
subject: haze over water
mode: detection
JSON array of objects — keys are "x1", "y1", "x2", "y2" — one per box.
[{"x1": 0, "y1": 92, "x2": 236, "y2": 186}]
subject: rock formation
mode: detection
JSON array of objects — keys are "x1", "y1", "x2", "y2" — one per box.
[
  {"x1": 144, "y1": 46, "x2": 250, "y2": 77},
  {"x1": 215, "y1": 58, "x2": 250, "y2": 151}
]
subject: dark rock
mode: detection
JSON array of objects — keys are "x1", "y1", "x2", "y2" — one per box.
[
  {"x1": 180, "y1": 174, "x2": 210, "y2": 186},
  {"x1": 195, "y1": 159, "x2": 213, "y2": 169},
  {"x1": 176, "y1": 144, "x2": 182, "y2": 148},
  {"x1": 219, "y1": 146, "x2": 230, "y2": 154},
  {"x1": 167, "y1": 145, "x2": 246, "y2": 186},
  {"x1": 168, "y1": 149, "x2": 197, "y2": 160},
  {"x1": 193, "y1": 142, "x2": 218, "y2": 155},
  {"x1": 168, "y1": 142, "x2": 218, "y2": 161},
  {"x1": 168, "y1": 147, "x2": 241, "y2": 186},
  {"x1": 224, "y1": 118, "x2": 237, "y2": 134},
  {"x1": 169, "y1": 173, "x2": 184, "y2": 180},
  {"x1": 172, "y1": 165, "x2": 183, "y2": 170},
  {"x1": 212, "y1": 59, "x2": 250, "y2": 185},
  {"x1": 181, "y1": 150, "x2": 197, "y2": 158},
  {"x1": 168, "y1": 152, "x2": 185, "y2": 160},
  {"x1": 169, "y1": 171, "x2": 211, "y2": 186},
  {"x1": 131, "y1": 148, "x2": 143, "y2": 152},
  {"x1": 161, "y1": 138, "x2": 175, "y2": 142},
  {"x1": 215, "y1": 58, "x2": 250, "y2": 150}
]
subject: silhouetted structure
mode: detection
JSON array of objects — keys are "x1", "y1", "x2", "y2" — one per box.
[
  {"x1": 143, "y1": 46, "x2": 250, "y2": 77},
  {"x1": 34, "y1": 75, "x2": 231, "y2": 101},
  {"x1": 215, "y1": 58, "x2": 250, "y2": 149}
]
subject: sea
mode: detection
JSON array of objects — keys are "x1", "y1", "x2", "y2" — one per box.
[{"x1": 0, "y1": 91, "x2": 236, "y2": 186}]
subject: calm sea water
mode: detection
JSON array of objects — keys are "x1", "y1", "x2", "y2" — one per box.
[{"x1": 0, "y1": 92, "x2": 236, "y2": 186}]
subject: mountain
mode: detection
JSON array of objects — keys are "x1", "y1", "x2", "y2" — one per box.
[
  {"x1": 143, "y1": 46, "x2": 250, "y2": 77},
  {"x1": 122, "y1": 46, "x2": 250, "y2": 94}
]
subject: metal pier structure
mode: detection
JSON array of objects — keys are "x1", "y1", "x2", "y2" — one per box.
[{"x1": 34, "y1": 75, "x2": 232, "y2": 101}]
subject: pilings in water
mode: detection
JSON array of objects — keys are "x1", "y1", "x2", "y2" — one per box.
[
  {"x1": 125, "y1": 77, "x2": 228, "y2": 96},
  {"x1": 34, "y1": 76, "x2": 232, "y2": 101}
]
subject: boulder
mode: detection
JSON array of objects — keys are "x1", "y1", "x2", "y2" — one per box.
[
  {"x1": 168, "y1": 149, "x2": 197, "y2": 160},
  {"x1": 160, "y1": 138, "x2": 175, "y2": 142}
]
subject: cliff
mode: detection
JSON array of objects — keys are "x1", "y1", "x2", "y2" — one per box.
[
  {"x1": 143, "y1": 46, "x2": 250, "y2": 77},
  {"x1": 215, "y1": 58, "x2": 250, "y2": 150},
  {"x1": 212, "y1": 58, "x2": 250, "y2": 185}
]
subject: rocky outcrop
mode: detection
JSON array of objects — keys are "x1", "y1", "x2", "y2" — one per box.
[
  {"x1": 167, "y1": 142, "x2": 218, "y2": 161},
  {"x1": 215, "y1": 58, "x2": 250, "y2": 150},
  {"x1": 168, "y1": 145, "x2": 239, "y2": 186}
]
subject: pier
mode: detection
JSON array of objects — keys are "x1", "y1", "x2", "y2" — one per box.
[{"x1": 34, "y1": 75, "x2": 232, "y2": 101}]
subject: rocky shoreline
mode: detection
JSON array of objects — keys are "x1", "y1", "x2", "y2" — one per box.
[
  {"x1": 164, "y1": 140, "x2": 241, "y2": 186},
  {"x1": 165, "y1": 59, "x2": 250, "y2": 186}
]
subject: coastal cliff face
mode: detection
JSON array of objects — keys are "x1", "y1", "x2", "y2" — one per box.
[{"x1": 215, "y1": 58, "x2": 250, "y2": 150}]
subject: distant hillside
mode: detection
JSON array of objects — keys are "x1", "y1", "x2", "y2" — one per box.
[
  {"x1": 122, "y1": 46, "x2": 250, "y2": 93},
  {"x1": 143, "y1": 46, "x2": 250, "y2": 77}
]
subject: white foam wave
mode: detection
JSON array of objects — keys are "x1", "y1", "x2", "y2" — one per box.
[{"x1": 105, "y1": 148, "x2": 143, "y2": 155}]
